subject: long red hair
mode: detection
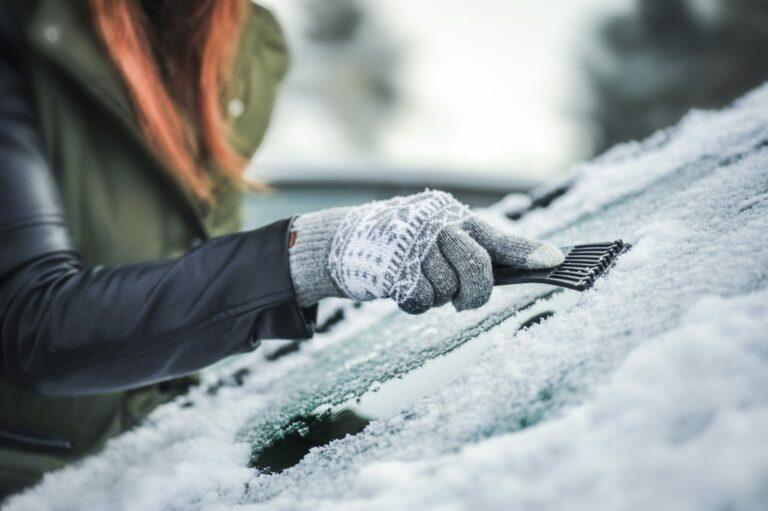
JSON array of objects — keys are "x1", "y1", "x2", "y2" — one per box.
[{"x1": 90, "y1": 0, "x2": 248, "y2": 200}]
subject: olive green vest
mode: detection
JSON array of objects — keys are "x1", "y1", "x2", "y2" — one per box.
[{"x1": 0, "y1": 0, "x2": 289, "y2": 495}]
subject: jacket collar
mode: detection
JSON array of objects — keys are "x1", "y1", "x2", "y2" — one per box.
[{"x1": 26, "y1": 0, "x2": 210, "y2": 238}]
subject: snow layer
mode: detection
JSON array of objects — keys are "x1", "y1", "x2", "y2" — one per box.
[{"x1": 7, "y1": 85, "x2": 768, "y2": 510}]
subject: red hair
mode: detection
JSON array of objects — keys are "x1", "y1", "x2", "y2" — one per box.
[{"x1": 90, "y1": 0, "x2": 248, "y2": 200}]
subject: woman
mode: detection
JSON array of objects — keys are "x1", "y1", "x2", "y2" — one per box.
[{"x1": 0, "y1": 0, "x2": 563, "y2": 496}]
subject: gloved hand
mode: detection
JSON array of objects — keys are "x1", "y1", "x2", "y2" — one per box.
[{"x1": 288, "y1": 190, "x2": 564, "y2": 314}]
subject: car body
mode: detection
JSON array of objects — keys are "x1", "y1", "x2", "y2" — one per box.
[{"x1": 6, "y1": 85, "x2": 768, "y2": 511}]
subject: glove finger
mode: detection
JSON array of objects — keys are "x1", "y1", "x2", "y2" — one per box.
[
  {"x1": 398, "y1": 274, "x2": 435, "y2": 315},
  {"x1": 463, "y1": 216, "x2": 564, "y2": 269},
  {"x1": 421, "y1": 244, "x2": 458, "y2": 307},
  {"x1": 438, "y1": 225, "x2": 493, "y2": 311}
]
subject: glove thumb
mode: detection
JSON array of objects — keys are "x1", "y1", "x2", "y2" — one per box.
[{"x1": 463, "y1": 217, "x2": 564, "y2": 269}]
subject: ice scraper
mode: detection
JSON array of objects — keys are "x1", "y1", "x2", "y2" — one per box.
[{"x1": 493, "y1": 240, "x2": 629, "y2": 291}]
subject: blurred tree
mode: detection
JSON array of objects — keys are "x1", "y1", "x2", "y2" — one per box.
[
  {"x1": 582, "y1": 0, "x2": 768, "y2": 155},
  {"x1": 303, "y1": 0, "x2": 364, "y2": 42},
  {"x1": 290, "y1": 0, "x2": 401, "y2": 149}
]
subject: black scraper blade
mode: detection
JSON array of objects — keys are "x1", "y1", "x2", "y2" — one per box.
[{"x1": 493, "y1": 240, "x2": 629, "y2": 292}]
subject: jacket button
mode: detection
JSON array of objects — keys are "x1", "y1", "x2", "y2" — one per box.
[
  {"x1": 43, "y1": 24, "x2": 61, "y2": 44},
  {"x1": 228, "y1": 98, "x2": 245, "y2": 118}
]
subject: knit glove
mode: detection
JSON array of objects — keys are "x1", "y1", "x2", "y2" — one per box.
[{"x1": 288, "y1": 191, "x2": 564, "y2": 314}]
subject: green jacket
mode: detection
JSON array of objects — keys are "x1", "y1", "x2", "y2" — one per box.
[{"x1": 0, "y1": 0, "x2": 290, "y2": 495}]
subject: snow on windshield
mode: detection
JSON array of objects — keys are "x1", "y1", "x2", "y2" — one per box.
[{"x1": 8, "y1": 86, "x2": 768, "y2": 510}]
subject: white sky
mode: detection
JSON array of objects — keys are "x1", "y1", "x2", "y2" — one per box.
[
  {"x1": 258, "y1": 0, "x2": 614, "y2": 182},
  {"x1": 374, "y1": 0, "x2": 606, "y2": 179}
]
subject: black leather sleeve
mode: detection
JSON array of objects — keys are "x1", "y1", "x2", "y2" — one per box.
[{"x1": 0, "y1": 7, "x2": 316, "y2": 396}]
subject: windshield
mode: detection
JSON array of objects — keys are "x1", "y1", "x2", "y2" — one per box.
[
  {"x1": 249, "y1": 289, "x2": 580, "y2": 472},
  {"x1": 7, "y1": 85, "x2": 768, "y2": 511}
]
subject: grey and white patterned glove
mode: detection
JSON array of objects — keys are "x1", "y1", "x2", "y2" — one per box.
[{"x1": 288, "y1": 191, "x2": 564, "y2": 314}]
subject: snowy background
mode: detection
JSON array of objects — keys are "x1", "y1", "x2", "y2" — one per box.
[
  {"x1": 244, "y1": 0, "x2": 768, "y2": 225},
  {"x1": 7, "y1": 77, "x2": 768, "y2": 510},
  {"x1": 252, "y1": 0, "x2": 768, "y2": 184},
  {"x1": 253, "y1": 0, "x2": 601, "y2": 181}
]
